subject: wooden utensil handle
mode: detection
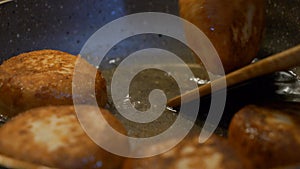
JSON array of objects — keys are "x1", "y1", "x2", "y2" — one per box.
[{"x1": 167, "y1": 44, "x2": 300, "y2": 107}]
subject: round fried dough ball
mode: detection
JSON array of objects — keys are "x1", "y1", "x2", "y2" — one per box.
[
  {"x1": 0, "y1": 105, "x2": 128, "y2": 169},
  {"x1": 228, "y1": 104, "x2": 300, "y2": 169},
  {"x1": 123, "y1": 135, "x2": 246, "y2": 169},
  {"x1": 179, "y1": 0, "x2": 265, "y2": 73},
  {"x1": 0, "y1": 50, "x2": 107, "y2": 117}
]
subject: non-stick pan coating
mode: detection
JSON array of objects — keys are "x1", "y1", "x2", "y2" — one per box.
[
  {"x1": 0, "y1": 1, "x2": 299, "y2": 168},
  {"x1": 0, "y1": 0, "x2": 299, "y2": 62}
]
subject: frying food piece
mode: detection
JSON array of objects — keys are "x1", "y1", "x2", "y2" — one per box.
[
  {"x1": 179, "y1": 0, "x2": 265, "y2": 73},
  {"x1": 123, "y1": 135, "x2": 246, "y2": 169},
  {"x1": 0, "y1": 50, "x2": 107, "y2": 117},
  {"x1": 0, "y1": 154, "x2": 58, "y2": 169},
  {"x1": 228, "y1": 104, "x2": 300, "y2": 169},
  {"x1": 0, "y1": 105, "x2": 128, "y2": 169},
  {"x1": 273, "y1": 164, "x2": 300, "y2": 169}
]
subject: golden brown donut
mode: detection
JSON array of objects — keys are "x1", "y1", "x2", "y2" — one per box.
[
  {"x1": 0, "y1": 105, "x2": 128, "y2": 169},
  {"x1": 0, "y1": 50, "x2": 107, "y2": 117},
  {"x1": 179, "y1": 0, "x2": 265, "y2": 73},
  {"x1": 123, "y1": 135, "x2": 246, "y2": 169},
  {"x1": 228, "y1": 104, "x2": 300, "y2": 169}
]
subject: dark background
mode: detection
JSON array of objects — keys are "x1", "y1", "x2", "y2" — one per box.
[{"x1": 0, "y1": 0, "x2": 299, "y2": 63}]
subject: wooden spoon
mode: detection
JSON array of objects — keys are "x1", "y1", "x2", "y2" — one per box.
[{"x1": 167, "y1": 44, "x2": 300, "y2": 107}]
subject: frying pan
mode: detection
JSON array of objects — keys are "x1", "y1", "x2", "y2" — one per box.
[
  {"x1": 0, "y1": 0, "x2": 299, "y2": 61},
  {"x1": 1, "y1": 0, "x2": 298, "y2": 116},
  {"x1": 0, "y1": 0, "x2": 299, "y2": 168}
]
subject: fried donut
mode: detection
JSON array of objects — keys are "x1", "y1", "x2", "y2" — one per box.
[
  {"x1": 0, "y1": 50, "x2": 107, "y2": 117},
  {"x1": 0, "y1": 105, "x2": 128, "y2": 169},
  {"x1": 179, "y1": 0, "x2": 265, "y2": 73},
  {"x1": 123, "y1": 135, "x2": 246, "y2": 169},
  {"x1": 228, "y1": 104, "x2": 300, "y2": 169}
]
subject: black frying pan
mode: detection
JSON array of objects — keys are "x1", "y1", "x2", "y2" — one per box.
[
  {"x1": 0, "y1": 0, "x2": 299, "y2": 126},
  {"x1": 0, "y1": 0, "x2": 299, "y2": 61},
  {"x1": 0, "y1": 1, "x2": 299, "y2": 168},
  {"x1": 0, "y1": 0, "x2": 299, "y2": 130}
]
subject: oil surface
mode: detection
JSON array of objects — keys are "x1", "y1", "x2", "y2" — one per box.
[{"x1": 101, "y1": 62, "x2": 227, "y2": 138}]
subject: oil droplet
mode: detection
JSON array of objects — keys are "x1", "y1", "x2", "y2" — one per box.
[
  {"x1": 166, "y1": 106, "x2": 177, "y2": 113},
  {"x1": 189, "y1": 77, "x2": 209, "y2": 85},
  {"x1": 109, "y1": 59, "x2": 116, "y2": 64}
]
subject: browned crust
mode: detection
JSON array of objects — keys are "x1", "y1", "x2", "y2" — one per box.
[
  {"x1": 123, "y1": 135, "x2": 245, "y2": 169},
  {"x1": 0, "y1": 50, "x2": 107, "y2": 117},
  {"x1": 179, "y1": 0, "x2": 265, "y2": 73},
  {"x1": 0, "y1": 105, "x2": 128, "y2": 169},
  {"x1": 0, "y1": 153, "x2": 59, "y2": 169},
  {"x1": 228, "y1": 104, "x2": 300, "y2": 169}
]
